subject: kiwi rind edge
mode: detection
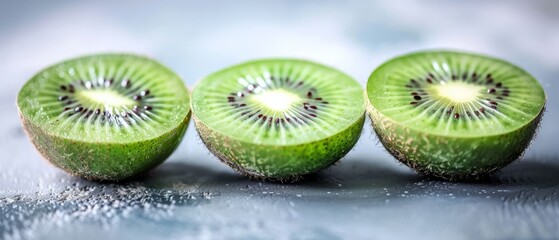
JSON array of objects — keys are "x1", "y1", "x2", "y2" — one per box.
[
  {"x1": 193, "y1": 114, "x2": 365, "y2": 182},
  {"x1": 19, "y1": 109, "x2": 191, "y2": 181},
  {"x1": 17, "y1": 53, "x2": 192, "y2": 181},
  {"x1": 368, "y1": 103, "x2": 544, "y2": 181},
  {"x1": 366, "y1": 50, "x2": 546, "y2": 181}
]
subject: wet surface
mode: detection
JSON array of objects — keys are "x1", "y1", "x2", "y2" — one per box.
[
  {"x1": 1, "y1": 1, "x2": 559, "y2": 239},
  {"x1": 2, "y1": 153, "x2": 559, "y2": 239}
]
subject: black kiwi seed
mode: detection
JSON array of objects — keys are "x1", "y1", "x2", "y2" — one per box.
[
  {"x1": 143, "y1": 106, "x2": 152, "y2": 111},
  {"x1": 221, "y1": 75, "x2": 330, "y2": 128},
  {"x1": 58, "y1": 96, "x2": 68, "y2": 101},
  {"x1": 140, "y1": 90, "x2": 150, "y2": 96},
  {"x1": 446, "y1": 106, "x2": 455, "y2": 115},
  {"x1": 60, "y1": 85, "x2": 67, "y2": 91},
  {"x1": 133, "y1": 95, "x2": 142, "y2": 101},
  {"x1": 75, "y1": 106, "x2": 83, "y2": 112},
  {"x1": 121, "y1": 79, "x2": 131, "y2": 88},
  {"x1": 104, "y1": 78, "x2": 114, "y2": 87},
  {"x1": 404, "y1": 69, "x2": 513, "y2": 121}
]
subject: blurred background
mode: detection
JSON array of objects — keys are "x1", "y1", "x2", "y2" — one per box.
[{"x1": 1, "y1": 1, "x2": 558, "y2": 239}]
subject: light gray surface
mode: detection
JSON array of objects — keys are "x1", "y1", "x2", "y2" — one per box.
[{"x1": 1, "y1": 1, "x2": 559, "y2": 239}]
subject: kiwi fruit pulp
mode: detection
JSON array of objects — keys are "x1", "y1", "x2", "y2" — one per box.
[
  {"x1": 191, "y1": 59, "x2": 365, "y2": 180},
  {"x1": 17, "y1": 54, "x2": 191, "y2": 181},
  {"x1": 367, "y1": 50, "x2": 546, "y2": 180}
]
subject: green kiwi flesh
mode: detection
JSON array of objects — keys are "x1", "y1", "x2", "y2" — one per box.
[
  {"x1": 367, "y1": 50, "x2": 546, "y2": 180},
  {"x1": 192, "y1": 59, "x2": 365, "y2": 180},
  {"x1": 17, "y1": 54, "x2": 191, "y2": 181}
]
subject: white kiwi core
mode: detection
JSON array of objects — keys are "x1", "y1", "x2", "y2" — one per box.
[
  {"x1": 76, "y1": 90, "x2": 136, "y2": 107},
  {"x1": 251, "y1": 89, "x2": 301, "y2": 112},
  {"x1": 435, "y1": 82, "x2": 483, "y2": 103}
]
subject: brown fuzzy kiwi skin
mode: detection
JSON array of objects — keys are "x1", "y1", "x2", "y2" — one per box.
[
  {"x1": 193, "y1": 114, "x2": 365, "y2": 182},
  {"x1": 367, "y1": 103, "x2": 545, "y2": 181},
  {"x1": 19, "y1": 110, "x2": 190, "y2": 181}
]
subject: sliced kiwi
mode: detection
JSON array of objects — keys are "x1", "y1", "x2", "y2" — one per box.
[
  {"x1": 367, "y1": 50, "x2": 546, "y2": 180},
  {"x1": 191, "y1": 59, "x2": 365, "y2": 180},
  {"x1": 17, "y1": 54, "x2": 191, "y2": 181}
]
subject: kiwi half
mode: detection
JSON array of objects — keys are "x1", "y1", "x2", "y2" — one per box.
[
  {"x1": 17, "y1": 54, "x2": 190, "y2": 181},
  {"x1": 191, "y1": 59, "x2": 365, "y2": 180},
  {"x1": 367, "y1": 50, "x2": 546, "y2": 180}
]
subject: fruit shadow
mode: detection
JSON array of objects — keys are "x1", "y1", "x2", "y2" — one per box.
[
  {"x1": 295, "y1": 159, "x2": 421, "y2": 188},
  {"x1": 488, "y1": 157, "x2": 559, "y2": 187},
  {"x1": 131, "y1": 156, "x2": 559, "y2": 198},
  {"x1": 133, "y1": 161, "x2": 246, "y2": 186},
  {"x1": 414, "y1": 157, "x2": 559, "y2": 187},
  {"x1": 135, "y1": 158, "x2": 421, "y2": 190}
]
